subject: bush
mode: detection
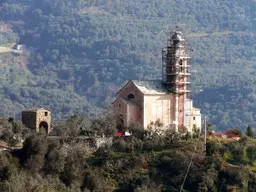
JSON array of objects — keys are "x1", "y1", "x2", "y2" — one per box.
[
  {"x1": 240, "y1": 135, "x2": 249, "y2": 145},
  {"x1": 246, "y1": 125, "x2": 254, "y2": 137},
  {"x1": 206, "y1": 140, "x2": 217, "y2": 156},
  {"x1": 246, "y1": 145, "x2": 256, "y2": 163},
  {"x1": 226, "y1": 128, "x2": 242, "y2": 137},
  {"x1": 94, "y1": 145, "x2": 113, "y2": 158},
  {"x1": 61, "y1": 148, "x2": 88, "y2": 186},
  {"x1": 44, "y1": 140, "x2": 65, "y2": 175},
  {"x1": 21, "y1": 134, "x2": 48, "y2": 173},
  {"x1": 228, "y1": 142, "x2": 244, "y2": 163},
  {"x1": 112, "y1": 138, "x2": 128, "y2": 152},
  {"x1": 128, "y1": 123, "x2": 145, "y2": 139},
  {"x1": 218, "y1": 145, "x2": 229, "y2": 156}
]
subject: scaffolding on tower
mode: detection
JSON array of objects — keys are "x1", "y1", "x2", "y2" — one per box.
[{"x1": 162, "y1": 30, "x2": 192, "y2": 130}]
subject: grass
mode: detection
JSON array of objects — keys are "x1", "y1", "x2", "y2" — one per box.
[
  {"x1": 246, "y1": 165, "x2": 256, "y2": 171},
  {"x1": 208, "y1": 137, "x2": 238, "y2": 144}
]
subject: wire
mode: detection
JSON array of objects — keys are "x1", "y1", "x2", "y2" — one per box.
[{"x1": 179, "y1": 129, "x2": 202, "y2": 192}]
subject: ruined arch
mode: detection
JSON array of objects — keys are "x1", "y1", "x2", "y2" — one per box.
[{"x1": 39, "y1": 121, "x2": 49, "y2": 134}]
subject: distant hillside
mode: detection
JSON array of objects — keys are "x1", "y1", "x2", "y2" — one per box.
[{"x1": 0, "y1": 0, "x2": 256, "y2": 129}]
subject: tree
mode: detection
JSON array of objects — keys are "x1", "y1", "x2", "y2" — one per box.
[
  {"x1": 228, "y1": 142, "x2": 244, "y2": 162},
  {"x1": 61, "y1": 147, "x2": 88, "y2": 186},
  {"x1": 21, "y1": 134, "x2": 48, "y2": 173},
  {"x1": 128, "y1": 122, "x2": 145, "y2": 139},
  {"x1": 246, "y1": 145, "x2": 256, "y2": 163},
  {"x1": 84, "y1": 171, "x2": 112, "y2": 192},
  {"x1": 226, "y1": 128, "x2": 242, "y2": 137},
  {"x1": 90, "y1": 109, "x2": 116, "y2": 137},
  {"x1": 207, "y1": 122, "x2": 216, "y2": 133},
  {"x1": 246, "y1": 125, "x2": 254, "y2": 137},
  {"x1": 57, "y1": 115, "x2": 90, "y2": 138},
  {"x1": 206, "y1": 140, "x2": 217, "y2": 156},
  {"x1": 44, "y1": 140, "x2": 65, "y2": 175}
]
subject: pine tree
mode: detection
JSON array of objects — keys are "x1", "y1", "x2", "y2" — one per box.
[{"x1": 246, "y1": 125, "x2": 254, "y2": 137}]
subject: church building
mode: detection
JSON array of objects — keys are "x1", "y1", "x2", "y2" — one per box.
[{"x1": 113, "y1": 30, "x2": 201, "y2": 133}]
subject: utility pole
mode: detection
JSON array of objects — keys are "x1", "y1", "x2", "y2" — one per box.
[{"x1": 204, "y1": 116, "x2": 207, "y2": 151}]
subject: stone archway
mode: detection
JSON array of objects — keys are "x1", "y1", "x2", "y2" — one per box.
[{"x1": 39, "y1": 121, "x2": 49, "y2": 134}]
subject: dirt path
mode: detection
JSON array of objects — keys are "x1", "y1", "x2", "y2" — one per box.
[
  {"x1": 0, "y1": 46, "x2": 11, "y2": 53},
  {"x1": 0, "y1": 46, "x2": 23, "y2": 54}
]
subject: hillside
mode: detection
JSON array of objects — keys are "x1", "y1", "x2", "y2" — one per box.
[
  {"x1": 1, "y1": 117, "x2": 256, "y2": 191},
  {"x1": 0, "y1": 0, "x2": 256, "y2": 129}
]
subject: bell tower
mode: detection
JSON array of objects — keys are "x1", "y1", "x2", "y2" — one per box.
[{"x1": 162, "y1": 30, "x2": 191, "y2": 131}]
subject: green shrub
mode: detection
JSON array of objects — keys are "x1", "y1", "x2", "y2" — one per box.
[
  {"x1": 206, "y1": 140, "x2": 217, "y2": 156},
  {"x1": 246, "y1": 145, "x2": 256, "y2": 163}
]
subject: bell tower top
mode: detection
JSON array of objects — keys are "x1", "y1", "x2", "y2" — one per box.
[
  {"x1": 162, "y1": 30, "x2": 191, "y2": 94},
  {"x1": 171, "y1": 31, "x2": 185, "y2": 45}
]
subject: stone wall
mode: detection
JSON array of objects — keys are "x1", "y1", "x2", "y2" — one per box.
[{"x1": 50, "y1": 137, "x2": 113, "y2": 153}]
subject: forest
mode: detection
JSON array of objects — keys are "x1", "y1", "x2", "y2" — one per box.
[{"x1": 0, "y1": 0, "x2": 256, "y2": 130}]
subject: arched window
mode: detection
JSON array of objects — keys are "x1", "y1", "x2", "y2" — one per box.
[
  {"x1": 127, "y1": 93, "x2": 135, "y2": 100},
  {"x1": 179, "y1": 60, "x2": 183, "y2": 72}
]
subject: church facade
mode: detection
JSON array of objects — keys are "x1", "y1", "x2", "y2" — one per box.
[{"x1": 113, "y1": 30, "x2": 201, "y2": 133}]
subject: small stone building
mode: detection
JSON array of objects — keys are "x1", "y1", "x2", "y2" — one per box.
[{"x1": 22, "y1": 108, "x2": 51, "y2": 134}]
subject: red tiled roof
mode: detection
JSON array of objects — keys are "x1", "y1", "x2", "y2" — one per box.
[
  {"x1": 214, "y1": 133, "x2": 222, "y2": 137},
  {"x1": 223, "y1": 132, "x2": 240, "y2": 138},
  {"x1": 206, "y1": 132, "x2": 222, "y2": 137},
  {"x1": 206, "y1": 132, "x2": 240, "y2": 138}
]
